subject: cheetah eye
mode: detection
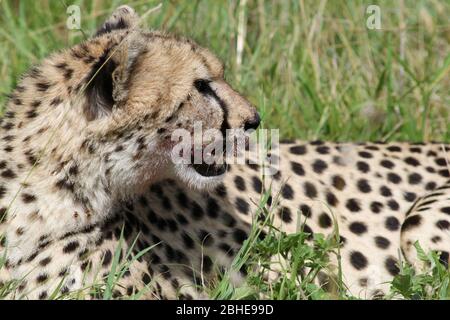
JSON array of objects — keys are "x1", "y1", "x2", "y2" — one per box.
[{"x1": 193, "y1": 79, "x2": 213, "y2": 95}]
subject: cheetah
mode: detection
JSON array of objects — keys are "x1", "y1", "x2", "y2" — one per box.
[{"x1": 0, "y1": 6, "x2": 449, "y2": 300}]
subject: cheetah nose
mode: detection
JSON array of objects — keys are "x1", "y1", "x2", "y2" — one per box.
[{"x1": 244, "y1": 113, "x2": 261, "y2": 131}]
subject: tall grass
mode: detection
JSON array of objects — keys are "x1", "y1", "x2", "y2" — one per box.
[{"x1": 0, "y1": 0, "x2": 449, "y2": 141}]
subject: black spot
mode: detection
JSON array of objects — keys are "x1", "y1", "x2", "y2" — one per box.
[
  {"x1": 380, "y1": 186, "x2": 392, "y2": 197},
  {"x1": 234, "y1": 176, "x2": 246, "y2": 191},
  {"x1": 190, "y1": 201, "x2": 205, "y2": 220},
  {"x1": 387, "y1": 199, "x2": 399, "y2": 211},
  {"x1": 349, "y1": 222, "x2": 367, "y2": 235},
  {"x1": 303, "y1": 182, "x2": 317, "y2": 198},
  {"x1": 252, "y1": 176, "x2": 263, "y2": 193},
  {"x1": 101, "y1": 250, "x2": 112, "y2": 267},
  {"x1": 385, "y1": 257, "x2": 400, "y2": 276},
  {"x1": 50, "y1": 96, "x2": 62, "y2": 107},
  {"x1": 21, "y1": 193, "x2": 36, "y2": 203},
  {"x1": 219, "y1": 211, "x2": 236, "y2": 227},
  {"x1": 167, "y1": 219, "x2": 178, "y2": 232},
  {"x1": 401, "y1": 215, "x2": 422, "y2": 232},
  {"x1": 408, "y1": 173, "x2": 422, "y2": 185},
  {"x1": 3, "y1": 135, "x2": 15, "y2": 142},
  {"x1": 387, "y1": 172, "x2": 402, "y2": 184},
  {"x1": 38, "y1": 291, "x2": 48, "y2": 300},
  {"x1": 439, "y1": 252, "x2": 449, "y2": 268},
  {"x1": 202, "y1": 256, "x2": 213, "y2": 273},
  {"x1": 312, "y1": 159, "x2": 328, "y2": 174},
  {"x1": 0, "y1": 206, "x2": 6, "y2": 219},
  {"x1": 1, "y1": 169, "x2": 17, "y2": 179},
  {"x1": 346, "y1": 198, "x2": 361, "y2": 212},
  {"x1": 300, "y1": 204, "x2": 312, "y2": 218},
  {"x1": 404, "y1": 157, "x2": 420, "y2": 167},
  {"x1": 215, "y1": 184, "x2": 227, "y2": 198},
  {"x1": 62, "y1": 241, "x2": 79, "y2": 254},
  {"x1": 291, "y1": 161, "x2": 305, "y2": 176},
  {"x1": 426, "y1": 167, "x2": 436, "y2": 174},
  {"x1": 281, "y1": 184, "x2": 294, "y2": 199},
  {"x1": 357, "y1": 179, "x2": 372, "y2": 193},
  {"x1": 36, "y1": 82, "x2": 51, "y2": 92},
  {"x1": 350, "y1": 251, "x2": 368, "y2": 270},
  {"x1": 332, "y1": 175, "x2": 346, "y2": 190},
  {"x1": 316, "y1": 146, "x2": 329, "y2": 154},
  {"x1": 233, "y1": 229, "x2": 248, "y2": 244},
  {"x1": 36, "y1": 273, "x2": 49, "y2": 283},
  {"x1": 374, "y1": 236, "x2": 390, "y2": 249},
  {"x1": 180, "y1": 232, "x2": 194, "y2": 249},
  {"x1": 431, "y1": 236, "x2": 441, "y2": 243},
  {"x1": 176, "y1": 192, "x2": 189, "y2": 209},
  {"x1": 301, "y1": 224, "x2": 314, "y2": 239},
  {"x1": 64, "y1": 68, "x2": 74, "y2": 80},
  {"x1": 206, "y1": 197, "x2": 219, "y2": 218},
  {"x1": 380, "y1": 160, "x2": 395, "y2": 169},
  {"x1": 358, "y1": 151, "x2": 372, "y2": 159},
  {"x1": 441, "y1": 207, "x2": 450, "y2": 215},
  {"x1": 436, "y1": 220, "x2": 450, "y2": 230},
  {"x1": 3, "y1": 122, "x2": 14, "y2": 130},
  {"x1": 326, "y1": 191, "x2": 338, "y2": 207},
  {"x1": 385, "y1": 216, "x2": 400, "y2": 231},
  {"x1": 4, "y1": 145, "x2": 13, "y2": 153},
  {"x1": 425, "y1": 182, "x2": 437, "y2": 190},
  {"x1": 55, "y1": 178, "x2": 74, "y2": 192},
  {"x1": 198, "y1": 230, "x2": 214, "y2": 247},
  {"x1": 289, "y1": 145, "x2": 306, "y2": 155},
  {"x1": 435, "y1": 158, "x2": 447, "y2": 166},
  {"x1": 356, "y1": 161, "x2": 370, "y2": 173},
  {"x1": 218, "y1": 243, "x2": 234, "y2": 256},
  {"x1": 4, "y1": 111, "x2": 15, "y2": 119},
  {"x1": 438, "y1": 169, "x2": 449, "y2": 178},
  {"x1": 235, "y1": 197, "x2": 249, "y2": 215},
  {"x1": 404, "y1": 192, "x2": 416, "y2": 202},
  {"x1": 31, "y1": 100, "x2": 41, "y2": 108},
  {"x1": 142, "y1": 273, "x2": 151, "y2": 285},
  {"x1": 318, "y1": 213, "x2": 332, "y2": 228},
  {"x1": 0, "y1": 186, "x2": 7, "y2": 199},
  {"x1": 387, "y1": 146, "x2": 401, "y2": 152},
  {"x1": 278, "y1": 206, "x2": 292, "y2": 223},
  {"x1": 38, "y1": 257, "x2": 52, "y2": 267},
  {"x1": 176, "y1": 213, "x2": 189, "y2": 225}
]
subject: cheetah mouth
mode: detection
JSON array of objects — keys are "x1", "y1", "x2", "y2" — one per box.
[{"x1": 191, "y1": 162, "x2": 227, "y2": 177}]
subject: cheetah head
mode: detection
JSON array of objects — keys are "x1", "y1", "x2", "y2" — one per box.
[{"x1": 81, "y1": 6, "x2": 259, "y2": 193}]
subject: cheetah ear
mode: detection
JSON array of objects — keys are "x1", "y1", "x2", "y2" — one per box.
[
  {"x1": 95, "y1": 5, "x2": 139, "y2": 37},
  {"x1": 84, "y1": 32, "x2": 145, "y2": 120},
  {"x1": 84, "y1": 6, "x2": 143, "y2": 120}
]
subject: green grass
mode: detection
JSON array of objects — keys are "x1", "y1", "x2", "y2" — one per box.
[
  {"x1": 1, "y1": 0, "x2": 449, "y2": 142},
  {"x1": 0, "y1": 0, "x2": 449, "y2": 300}
]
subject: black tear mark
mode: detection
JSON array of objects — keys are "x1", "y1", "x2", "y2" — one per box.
[{"x1": 193, "y1": 79, "x2": 230, "y2": 135}]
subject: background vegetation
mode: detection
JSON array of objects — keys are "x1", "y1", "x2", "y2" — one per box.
[{"x1": 0, "y1": 0, "x2": 449, "y2": 300}]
